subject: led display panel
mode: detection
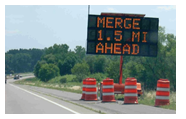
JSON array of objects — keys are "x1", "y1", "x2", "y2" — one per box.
[{"x1": 87, "y1": 14, "x2": 159, "y2": 57}]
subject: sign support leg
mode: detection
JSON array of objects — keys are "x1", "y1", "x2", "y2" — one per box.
[{"x1": 119, "y1": 56, "x2": 123, "y2": 84}]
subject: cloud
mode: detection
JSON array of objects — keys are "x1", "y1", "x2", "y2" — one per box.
[{"x1": 157, "y1": 5, "x2": 176, "y2": 11}]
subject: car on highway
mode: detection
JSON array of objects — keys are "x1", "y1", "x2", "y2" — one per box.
[
  {"x1": 14, "y1": 74, "x2": 20, "y2": 80},
  {"x1": 5, "y1": 75, "x2": 7, "y2": 84}
]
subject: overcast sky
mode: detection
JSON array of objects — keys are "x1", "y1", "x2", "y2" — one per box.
[{"x1": 5, "y1": 5, "x2": 176, "y2": 52}]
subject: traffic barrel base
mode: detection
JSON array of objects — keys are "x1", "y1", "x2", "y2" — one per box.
[
  {"x1": 124, "y1": 96, "x2": 138, "y2": 104},
  {"x1": 85, "y1": 94, "x2": 97, "y2": 101},
  {"x1": 102, "y1": 78, "x2": 116, "y2": 102},
  {"x1": 155, "y1": 99, "x2": 170, "y2": 107},
  {"x1": 124, "y1": 77, "x2": 138, "y2": 104},
  {"x1": 85, "y1": 78, "x2": 98, "y2": 101},
  {"x1": 155, "y1": 79, "x2": 170, "y2": 106}
]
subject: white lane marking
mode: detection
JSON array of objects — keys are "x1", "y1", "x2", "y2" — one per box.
[{"x1": 9, "y1": 84, "x2": 80, "y2": 114}]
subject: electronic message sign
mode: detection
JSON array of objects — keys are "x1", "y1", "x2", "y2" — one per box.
[{"x1": 86, "y1": 14, "x2": 159, "y2": 57}]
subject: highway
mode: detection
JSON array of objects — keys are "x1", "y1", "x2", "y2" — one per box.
[
  {"x1": 5, "y1": 76, "x2": 176, "y2": 114},
  {"x1": 5, "y1": 77, "x2": 98, "y2": 114}
]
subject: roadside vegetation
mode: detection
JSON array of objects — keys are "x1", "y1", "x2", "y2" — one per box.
[
  {"x1": 14, "y1": 75, "x2": 82, "y2": 94},
  {"x1": 9, "y1": 26, "x2": 176, "y2": 110},
  {"x1": 138, "y1": 90, "x2": 176, "y2": 110},
  {"x1": 5, "y1": 49, "x2": 44, "y2": 74}
]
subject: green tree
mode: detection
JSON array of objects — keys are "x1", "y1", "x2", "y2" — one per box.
[
  {"x1": 59, "y1": 52, "x2": 79, "y2": 75},
  {"x1": 106, "y1": 60, "x2": 120, "y2": 83},
  {"x1": 5, "y1": 48, "x2": 44, "y2": 74},
  {"x1": 42, "y1": 54, "x2": 56, "y2": 64},
  {"x1": 84, "y1": 55, "x2": 96, "y2": 74},
  {"x1": 74, "y1": 46, "x2": 85, "y2": 60},
  {"x1": 71, "y1": 62, "x2": 90, "y2": 82},
  {"x1": 38, "y1": 63, "x2": 59, "y2": 82},
  {"x1": 94, "y1": 55, "x2": 108, "y2": 73},
  {"x1": 34, "y1": 60, "x2": 47, "y2": 77}
]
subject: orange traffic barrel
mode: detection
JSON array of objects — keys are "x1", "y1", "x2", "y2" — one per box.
[
  {"x1": 155, "y1": 79, "x2": 170, "y2": 106},
  {"x1": 102, "y1": 78, "x2": 116, "y2": 102},
  {"x1": 80, "y1": 79, "x2": 86, "y2": 100},
  {"x1": 85, "y1": 78, "x2": 97, "y2": 101},
  {"x1": 124, "y1": 77, "x2": 138, "y2": 104}
]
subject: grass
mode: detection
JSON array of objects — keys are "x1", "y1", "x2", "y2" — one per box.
[
  {"x1": 113, "y1": 90, "x2": 176, "y2": 110},
  {"x1": 138, "y1": 90, "x2": 176, "y2": 110},
  {"x1": 14, "y1": 75, "x2": 176, "y2": 111},
  {"x1": 114, "y1": 94, "x2": 124, "y2": 100},
  {"x1": 48, "y1": 75, "x2": 76, "y2": 83},
  {"x1": 14, "y1": 75, "x2": 83, "y2": 94}
]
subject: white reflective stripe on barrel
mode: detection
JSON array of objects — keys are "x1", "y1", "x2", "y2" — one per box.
[
  {"x1": 82, "y1": 91, "x2": 86, "y2": 93},
  {"x1": 124, "y1": 93, "x2": 137, "y2": 97},
  {"x1": 86, "y1": 85, "x2": 97, "y2": 88},
  {"x1": 125, "y1": 86, "x2": 137, "y2": 89},
  {"x1": 83, "y1": 85, "x2": 86, "y2": 87},
  {"x1": 85, "y1": 92, "x2": 97, "y2": 94},
  {"x1": 156, "y1": 96, "x2": 169, "y2": 100},
  {"x1": 157, "y1": 88, "x2": 170, "y2": 91},
  {"x1": 102, "y1": 93, "x2": 114, "y2": 96},
  {"x1": 103, "y1": 85, "x2": 114, "y2": 88}
]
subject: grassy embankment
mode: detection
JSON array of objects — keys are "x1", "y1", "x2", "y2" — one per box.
[
  {"x1": 14, "y1": 75, "x2": 176, "y2": 110},
  {"x1": 14, "y1": 75, "x2": 82, "y2": 94}
]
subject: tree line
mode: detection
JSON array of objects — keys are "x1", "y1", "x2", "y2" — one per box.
[
  {"x1": 5, "y1": 48, "x2": 45, "y2": 74},
  {"x1": 5, "y1": 26, "x2": 176, "y2": 91}
]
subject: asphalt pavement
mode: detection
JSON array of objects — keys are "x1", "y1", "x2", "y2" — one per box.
[{"x1": 5, "y1": 77, "x2": 98, "y2": 114}]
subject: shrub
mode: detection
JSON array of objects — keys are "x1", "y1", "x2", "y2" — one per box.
[
  {"x1": 72, "y1": 77, "x2": 79, "y2": 82},
  {"x1": 77, "y1": 74, "x2": 88, "y2": 82},
  {"x1": 34, "y1": 60, "x2": 47, "y2": 77},
  {"x1": 71, "y1": 62, "x2": 90, "y2": 82},
  {"x1": 60, "y1": 77, "x2": 67, "y2": 83},
  {"x1": 105, "y1": 60, "x2": 120, "y2": 83},
  {"x1": 38, "y1": 63, "x2": 60, "y2": 82},
  {"x1": 88, "y1": 73, "x2": 107, "y2": 82}
]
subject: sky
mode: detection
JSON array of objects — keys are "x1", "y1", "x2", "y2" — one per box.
[{"x1": 5, "y1": 5, "x2": 176, "y2": 52}]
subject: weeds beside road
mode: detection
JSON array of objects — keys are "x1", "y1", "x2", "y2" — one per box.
[
  {"x1": 139, "y1": 90, "x2": 176, "y2": 110},
  {"x1": 14, "y1": 75, "x2": 82, "y2": 94},
  {"x1": 14, "y1": 75, "x2": 176, "y2": 110}
]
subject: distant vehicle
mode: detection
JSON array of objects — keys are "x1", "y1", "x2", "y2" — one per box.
[
  {"x1": 14, "y1": 75, "x2": 20, "y2": 80},
  {"x1": 5, "y1": 75, "x2": 7, "y2": 84}
]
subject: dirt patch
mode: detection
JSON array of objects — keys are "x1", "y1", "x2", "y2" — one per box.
[
  {"x1": 69, "y1": 86, "x2": 81, "y2": 90},
  {"x1": 24, "y1": 82, "x2": 36, "y2": 85}
]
